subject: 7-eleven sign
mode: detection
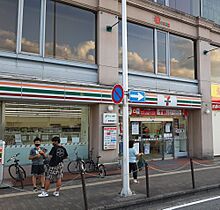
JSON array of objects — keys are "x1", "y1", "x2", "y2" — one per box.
[{"x1": 158, "y1": 95, "x2": 177, "y2": 107}]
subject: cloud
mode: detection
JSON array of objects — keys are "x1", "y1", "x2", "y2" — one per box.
[
  {"x1": 119, "y1": 48, "x2": 154, "y2": 72},
  {"x1": 21, "y1": 38, "x2": 39, "y2": 54},
  {"x1": 45, "y1": 40, "x2": 95, "y2": 63},
  {"x1": 0, "y1": 29, "x2": 16, "y2": 51}
]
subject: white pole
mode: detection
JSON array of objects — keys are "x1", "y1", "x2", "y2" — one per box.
[{"x1": 120, "y1": 0, "x2": 132, "y2": 197}]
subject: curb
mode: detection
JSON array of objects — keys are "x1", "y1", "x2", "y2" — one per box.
[{"x1": 92, "y1": 184, "x2": 220, "y2": 210}]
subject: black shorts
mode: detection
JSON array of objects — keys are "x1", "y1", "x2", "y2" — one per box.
[{"x1": 31, "y1": 165, "x2": 45, "y2": 175}]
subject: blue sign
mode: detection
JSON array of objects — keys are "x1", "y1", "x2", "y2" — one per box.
[
  {"x1": 112, "y1": 84, "x2": 124, "y2": 104},
  {"x1": 129, "y1": 91, "x2": 145, "y2": 102}
]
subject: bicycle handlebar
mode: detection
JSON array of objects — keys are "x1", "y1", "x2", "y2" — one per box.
[{"x1": 7, "y1": 153, "x2": 20, "y2": 162}]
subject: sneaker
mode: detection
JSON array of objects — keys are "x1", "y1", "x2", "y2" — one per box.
[
  {"x1": 133, "y1": 179, "x2": 139, "y2": 184},
  {"x1": 53, "y1": 191, "x2": 59, "y2": 197},
  {"x1": 33, "y1": 187, "x2": 38, "y2": 192},
  {"x1": 38, "y1": 191, "x2": 49, "y2": 198}
]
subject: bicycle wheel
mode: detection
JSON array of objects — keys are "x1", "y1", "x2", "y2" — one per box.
[
  {"x1": 98, "y1": 164, "x2": 106, "y2": 178},
  {"x1": 85, "y1": 160, "x2": 95, "y2": 172},
  {"x1": 67, "y1": 161, "x2": 79, "y2": 174},
  {"x1": 8, "y1": 164, "x2": 26, "y2": 181}
]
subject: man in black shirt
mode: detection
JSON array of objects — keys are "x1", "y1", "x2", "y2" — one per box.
[{"x1": 38, "y1": 136, "x2": 68, "y2": 198}]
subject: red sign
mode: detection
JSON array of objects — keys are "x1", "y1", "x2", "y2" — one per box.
[
  {"x1": 212, "y1": 103, "x2": 220, "y2": 110},
  {"x1": 112, "y1": 84, "x2": 124, "y2": 104},
  {"x1": 154, "y1": 16, "x2": 170, "y2": 28},
  {"x1": 131, "y1": 107, "x2": 182, "y2": 116},
  {"x1": 131, "y1": 108, "x2": 156, "y2": 116}
]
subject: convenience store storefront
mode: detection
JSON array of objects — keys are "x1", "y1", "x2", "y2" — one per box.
[
  {"x1": 130, "y1": 107, "x2": 188, "y2": 159},
  {"x1": 125, "y1": 93, "x2": 202, "y2": 160},
  {"x1": 0, "y1": 80, "x2": 112, "y2": 171}
]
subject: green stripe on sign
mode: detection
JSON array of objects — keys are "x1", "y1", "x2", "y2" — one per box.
[
  {"x1": 23, "y1": 88, "x2": 64, "y2": 95},
  {"x1": 65, "y1": 91, "x2": 101, "y2": 98},
  {"x1": 178, "y1": 100, "x2": 201, "y2": 104},
  {"x1": 0, "y1": 86, "x2": 21, "y2": 92},
  {"x1": 145, "y1": 97, "x2": 157, "y2": 101}
]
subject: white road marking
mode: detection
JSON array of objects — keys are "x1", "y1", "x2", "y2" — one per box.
[
  {"x1": 1, "y1": 165, "x2": 220, "y2": 199},
  {"x1": 163, "y1": 195, "x2": 220, "y2": 210}
]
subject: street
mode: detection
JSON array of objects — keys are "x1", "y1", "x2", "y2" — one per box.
[{"x1": 123, "y1": 188, "x2": 220, "y2": 210}]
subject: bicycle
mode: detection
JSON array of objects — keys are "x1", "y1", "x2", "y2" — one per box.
[
  {"x1": 7, "y1": 153, "x2": 26, "y2": 189},
  {"x1": 85, "y1": 149, "x2": 106, "y2": 178},
  {"x1": 67, "y1": 147, "x2": 85, "y2": 174}
]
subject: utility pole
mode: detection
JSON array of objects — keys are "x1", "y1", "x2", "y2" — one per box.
[{"x1": 120, "y1": 0, "x2": 132, "y2": 197}]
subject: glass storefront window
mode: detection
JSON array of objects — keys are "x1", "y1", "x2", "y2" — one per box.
[
  {"x1": 0, "y1": 0, "x2": 18, "y2": 52},
  {"x1": 21, "y1": 0, "x2": 41, "y2": 54},
  {"x1": 211, "y1": 47, "x2": 220, "y2": 83},
  {"x1": 157, "y1": 31, "x2": 167, "y2": 74},
  {"x1": 170, "y1": 34, "x2": 195, "y2": 80},
  {"x1": 45, "y1": 0, "x2": 96, "y2": 64},
  {"x1": 119, "y1": 22, "x2": 154, "y2": 73},
  {"x1": 4, "y1": 103, "x2": 89, "y2": 145}
]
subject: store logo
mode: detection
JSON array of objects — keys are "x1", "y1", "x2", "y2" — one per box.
[
  {"x1": 154, "y1": 16, "x2": 170, "y2": 28},
  {"x1": 158, "y1": 95, "x2": 177, "y2": 107}
]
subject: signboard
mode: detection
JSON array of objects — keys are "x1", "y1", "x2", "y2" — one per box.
[
  {"x1": 212, "y1": 102, "x2": 220, "y2": 110},
  {"x1": 129, "y1": 91, "x2": 145, "y2": 102},
  {"x1": 112, "y1": 84, "x2": 124, "y2": 104},
  {"x1": 131, "y1": 107, "x2": 182, "y2": 116},
  {"x1": 154, "y1": 16, "x2": 170, "y2": 28},
  {"x1": 132, "y1": 122, "x2": 139, "y2": 135},
  {"x1": 158, "y1": 95, "x2": 177, "y2": 107},
  {"x1": 103, "y1": 113, "x2": 117, "y2": 124},
  {"x1": 103, "y1": 127, "x2": 117, "y2": 150}
]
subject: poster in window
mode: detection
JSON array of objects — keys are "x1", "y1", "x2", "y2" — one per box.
[
  {"x1": 103, "y1": 127, "x2": 117, "y2": 150},
  {"x1": 132, "y1": 122, "x2": 139, "y2": 135}
]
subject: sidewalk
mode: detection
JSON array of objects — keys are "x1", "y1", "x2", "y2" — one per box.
[{"x1": 1, "y1": 158, "x2": 220, "y2": 210}]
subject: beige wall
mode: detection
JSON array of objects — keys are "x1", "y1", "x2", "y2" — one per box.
[{"x1": 90, "y1": 104, "x2": 119, "y2": 163}]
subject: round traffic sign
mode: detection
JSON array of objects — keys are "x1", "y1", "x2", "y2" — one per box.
[{"x1": 112, "y1": 84, "x2": 124, "y2": 104}]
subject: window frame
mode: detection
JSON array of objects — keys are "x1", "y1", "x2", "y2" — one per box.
[{"x1": 17, "y1": 0, "x2": 46, "y2": 56}]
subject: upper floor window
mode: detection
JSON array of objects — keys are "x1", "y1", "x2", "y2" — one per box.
[
  {"x1": 119, "y1": 21, "x2": 196, "y2": 80},
  {"x1": 211, "y1": 47, "x2": 220, "y2": 83},
  {"x1": 170, "y1": 34, "x2": 195, "y2": 80},
  {"x1": 0, "y1": 0, "x2": 18, "y2": 52},
  {"x1": 119, "y1": 22, "x2": 154, "y2": 73},
  {"x1": 203, "y1": 0, "x2": 220, "y2": 25},
  {"x1": 21, "y1": 0, "x2": 41, "y2": 54},
  {"x1": 157, "y1": 31, "x2": 167, "y2": 74},
  {"x1": 152, "y1": 0, "x2": 200, "y2": 17},
  {"x1": 45, "y1": 1, "x2": 96, "y2": 64}
]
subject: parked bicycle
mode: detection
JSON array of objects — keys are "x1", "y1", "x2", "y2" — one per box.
[
  {"x1": 85, "y1": 149, "x2": 106, "y2": 178},
  {"x1": 7, "y1": 153, "x2": 26, "y2": 189},
  {"x1": 67, "y1": 147, "x2": 85, "y2": 174}
]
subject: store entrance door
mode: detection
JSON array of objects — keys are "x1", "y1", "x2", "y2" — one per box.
[{"x1": 141, "y1": 119, "x2": 174, "y2": 160}]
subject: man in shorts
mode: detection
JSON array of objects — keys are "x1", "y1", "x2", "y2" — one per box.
[
  {"x1": 38, "y1": 136, "x2": 68, "y2": 197},
  {"x1": 29, "y1": 137, "x2": 47, "y2": 192}
]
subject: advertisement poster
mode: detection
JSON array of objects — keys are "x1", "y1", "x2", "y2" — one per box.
[
  {"x1": 132, "y1": 122, "x2": 139, "y2": 135},
  {"x1": 103, "y1": 127, "x2": 117, "y2": 150}
]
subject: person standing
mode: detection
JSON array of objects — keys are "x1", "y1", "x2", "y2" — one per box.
[
  {"x1": 129, "y1": 140, "x2": 142, "y2": 183},
  {"x1": 38, "y1": 136, "x2": 68, "y2": 198},
  {"x1": 29, "y1": 137, "x2": 47, "y2": 192}
]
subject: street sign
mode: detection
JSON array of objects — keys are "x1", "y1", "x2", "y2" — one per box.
[
  {"x1": 112, "y1": 84, "x2": 124, "y2": 104},
  {"x1": 129, "y1": 91, "x2": 145, "y2": 102}
]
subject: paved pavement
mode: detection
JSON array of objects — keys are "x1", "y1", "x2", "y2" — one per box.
[{"x1": 1, "y1": 158, "x2": 220, "y2": 210}]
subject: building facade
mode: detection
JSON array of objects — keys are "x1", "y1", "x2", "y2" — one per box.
[{"x1": 0, "y1": 0, "x2": 219, "y2": 177}]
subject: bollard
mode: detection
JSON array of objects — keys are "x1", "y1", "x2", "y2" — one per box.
[
  {"x1": 190, "y1": 158, "x2": 195, "y2": 189},
  {"x1": 80, "y1": 161, "x2": 88, "y2": 210},
  {"x1": 145, "y1": 162, "x2": 150, "y2": 198}
]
